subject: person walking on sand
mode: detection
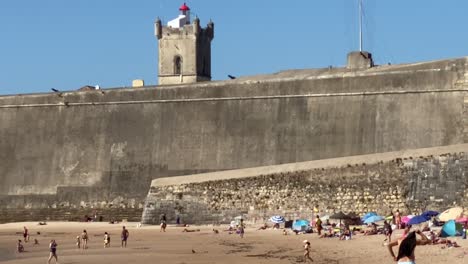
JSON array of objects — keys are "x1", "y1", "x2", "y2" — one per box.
[
  {"x1": 121, "y1": 226, "x2": 129, "y2": 248},
  {"x1": 238, "y1": 219, "x2": 245, "y2": 238},
  {"x1": 160, "y1": 213, "x2": 167, "y2": 232},
  {"x1": 81, "y1": 230, "x2": 88, "y2": 250},
  {"x1": 387, "y1": 230, "x2": 429, "y2": 263},
  {"x1": 47, "y1": 239, "x2": 58, "y2": 264},
  {"x1": 303, "y1": 240, "x2": 313, "y2": 262},
  {"x1": 23, "y1": 226, "x2": 29, "y2": 242},
  {"x1": 315, "y1": 215, "x2": 323, "y2": 236},
  {"x1": 104, "y1": 232, "x2": 110, "y2": 248}
]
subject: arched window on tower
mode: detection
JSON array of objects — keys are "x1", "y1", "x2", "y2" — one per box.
[{"x1": 174, "y1": 56, "x2": 182, "y2": 75}]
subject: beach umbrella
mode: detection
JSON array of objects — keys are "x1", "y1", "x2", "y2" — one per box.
[
  {"x1": 292, "y1": 219, "x2": 311, "y2": 231},
  {"x1": 401, "y1": 215, "x2": 415, "y2": 224},
  {"x1": 269, "y1": 215, "x2": 286, "y2": 224},
  {"x1": 421, "y1": 210, "x2": 439, "y2": 219},
  {"x1": 438, "y1": 207, "x2": 463, "y2": 222},
  {"x1": 361, "y1": 212, "x2": 377, "y2": 221},
  {"x1": 330, "y1": 211, "x2": 350, "y2": 225},
  {"x1": 407, "y1": 215, "x2": 429, "y2": 225},
  {"x1": 440, "y1": 220, "x2": 463, "y2": 237},
  {"x1": 455, "y1": 216, "x2": 468, "y2": 223},
  {"x1": 363, "y1": 215, "x2": 384, "y2": 224},
  {"x1": 330, "y1": 211, "x2": 350, "y2": 220}
]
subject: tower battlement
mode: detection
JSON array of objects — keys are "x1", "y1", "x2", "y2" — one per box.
[
  {"x1": 155, "y1": 19, "x2": 214, "y2": 40},
  {"x1": 155, "y1": 3, "x2": 214, "y2": 85}
]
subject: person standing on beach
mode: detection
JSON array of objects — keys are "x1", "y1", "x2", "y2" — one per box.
[
  {"x1": 315, "y1": 215, "x2": 323, "y2": 236},
  {"x1": 81, "y1": 230, "x2": 88, "y2": 250},
  {"x1": 160, "y1": 214, "x2": 167, "y2": 232},
  {"x1": 121, "y1": 226, "x2": 129, "y2": 248},
  {"x1": 23, "y1": 226, "x2": 29, "y2": 242},
  {"x1": 383, "y1": 220, "x2": 393, "y2": 242},
  {"x1": 47, "y1": 239, "x2": 58, "y2": 264},
  {"x1": 75, "y1": 236, "x2": 80, "y2": 249},
  {"x1": 238, "y1": 219, "x2": 245, "y2": 238},
  {"x1": 303, "y1": 240, "x2": 313, "y2": 262},
  {"x1": 387, "y1": 230, "x2": 429, "y2": 263},
  {"x1": 395, "y1": 209, "x2": 401, "y2": 229},
  {"x1": 104, "y1": 232, "x2": 110, "y2": 248}
]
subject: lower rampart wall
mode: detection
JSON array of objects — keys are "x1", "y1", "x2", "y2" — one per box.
[{"x1": 142, "y1": 145, "x2": 468, "y2": 224}]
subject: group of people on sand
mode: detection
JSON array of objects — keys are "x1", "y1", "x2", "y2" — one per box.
[
  {"x1": 17, "y1": 228, "x2": 57, "y2": 264},
  {"x1": 16, "y1": 226, "x2": 40, "y2": 253},
  {"x1": 16, "y1": 225, "x2": 130, "y2": 264},
  {"x1": 76, "y1": 226, "x2": 130, "y2": 249}
]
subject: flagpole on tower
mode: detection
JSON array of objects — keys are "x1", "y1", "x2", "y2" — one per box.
[{"x1": 359, "y1": 0, "x2": 363, "y2": 52}]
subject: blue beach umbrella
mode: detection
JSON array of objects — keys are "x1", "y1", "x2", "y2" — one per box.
[
  {"x1": 270, "y1": 216, "x2": 286, "y2": 224},
  {"x1": 421, "y1": 210, "x2": 439, "y2": 219},
  {"x1": 362, "y1": 212, "x2": 378, "y2": 221},
  {"x1": 440, "y1": 220, "x2": 463, "y2": 237},
  {"x1": 407, "y1": 215, "x2": 429, "y2": 225},
  {"x1": 363, "y1": 215, "x2": 384, "y2": 224},
  {"x1": 292, "y1": 219, "x2": 311, "y2": 231}
]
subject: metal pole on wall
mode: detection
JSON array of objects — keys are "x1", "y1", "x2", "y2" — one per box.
[{"x1": 359, "y1": 0, "x2": 363, "y2": 51}]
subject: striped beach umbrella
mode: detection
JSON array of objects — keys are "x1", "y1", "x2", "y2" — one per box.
[{"x1": 270, "y1": 216, "x2": 286, "y2": 224}]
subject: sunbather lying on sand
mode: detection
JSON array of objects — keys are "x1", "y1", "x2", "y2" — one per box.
[
  {"x1": 319, "y1": 228, "x2": 335, "y2": 238},
  {"x1": 364, "y1": 223, "x2": 378, "y2": 236},
  {"x1": 427, "y1": 231, "x2": 460, "y2": 248},
  {"x1": 182, "y1": 228, "x2": 200, "y2": 233}
]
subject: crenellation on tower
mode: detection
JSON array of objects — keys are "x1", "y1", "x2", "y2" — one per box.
[{"x1": 156, "y1": 3, "x2": 214, "y2": 85}]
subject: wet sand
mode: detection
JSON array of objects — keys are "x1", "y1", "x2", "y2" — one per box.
[{"x1": 0, "y1": 222, "x2": 467, "y2": 264}]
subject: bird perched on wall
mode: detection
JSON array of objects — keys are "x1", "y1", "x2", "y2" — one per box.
[
  {"x1": 228, "y1": 75, "x2": 236, "y2": 79},
  {"x1": 51, "y1": 88, "x2": 63, "y2": 97}
]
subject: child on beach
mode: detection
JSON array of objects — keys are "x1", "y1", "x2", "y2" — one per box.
[
  {"x1": 75, "y1": 236, "x2": 80, "y2": 249},
  {"x1": 160, "y1": 214, "x2": 167, "y2": 232},
  {"x1": 303, "y1": 240, "x2": 313, "y2": 262},
  {"x1": 47, "y1": 239, "x2": 58, "y2": 264},
  {"x1": 17, "y1": 240, "x2": 24, "y2": 253},
  {"x1": 104, "y1": 232, "x2": 110, "y2": 248}
]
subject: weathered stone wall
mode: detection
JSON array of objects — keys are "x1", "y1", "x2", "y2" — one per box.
[
  {"x1": 0, "y1": 57, "x2": 467, "y2": 223},
  {"x1": 142, "y1": 147, "x2": 468, "y2": 224}
]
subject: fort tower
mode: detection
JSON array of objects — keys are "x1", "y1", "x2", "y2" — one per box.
[{"x1": 155, "y1": 3, "x2": 214, "y2": 85}]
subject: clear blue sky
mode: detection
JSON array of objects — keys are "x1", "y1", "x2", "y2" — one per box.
[{"x1": 0, "y1": 0, "x2": 467, "y2": 95}]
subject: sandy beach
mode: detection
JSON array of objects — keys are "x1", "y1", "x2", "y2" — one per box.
[{"x1": 0, "y1": 222, "x2": 467, "y2": 264}]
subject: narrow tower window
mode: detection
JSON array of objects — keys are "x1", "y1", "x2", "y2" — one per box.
[{"x1": 174, "y1": 56, "x2": 182, "y2": 75}]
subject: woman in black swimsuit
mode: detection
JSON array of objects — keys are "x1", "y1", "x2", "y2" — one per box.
[{"x1": 47, "y1": 239, "x2": 58, "y2": 264}]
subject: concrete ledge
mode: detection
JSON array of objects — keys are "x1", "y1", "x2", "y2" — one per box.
[{"x1": 152, "y1": 144, "x2": 468, "y2": 187}]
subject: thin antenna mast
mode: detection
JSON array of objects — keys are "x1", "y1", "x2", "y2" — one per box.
[{"x1": 359, "y1": 0, "x2": 363, "y2": 51}]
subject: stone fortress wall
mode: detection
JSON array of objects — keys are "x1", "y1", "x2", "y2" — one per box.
[
  {"x1": 142, "y1": 144, "x2": 468, "y2": 224},
  {"x1": 0, "y1": 57, "x2": 468, "y2": 223}
]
